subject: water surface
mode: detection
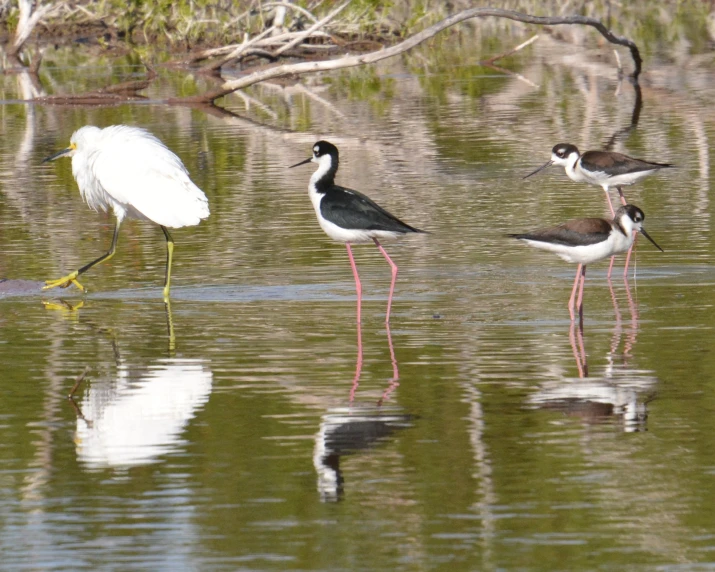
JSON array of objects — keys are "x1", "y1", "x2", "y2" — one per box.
[{"x1": 1, "y1": 31, "x2": 715, "y2": 570}]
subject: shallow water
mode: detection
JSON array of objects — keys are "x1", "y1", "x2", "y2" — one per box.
[{"x1": 2, "y1": 31, "x2": 715, "y2": 570}]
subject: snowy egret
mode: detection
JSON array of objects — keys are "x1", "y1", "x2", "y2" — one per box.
[
  {"x1": 43, "y1": 125, "x2": 210, "y2": 299},
  {"x1": 290, "y1": 140, "x2": 425, "y2": 323}
]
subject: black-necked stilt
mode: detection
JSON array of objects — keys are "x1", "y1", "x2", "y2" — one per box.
[
  {"x1": 524, "y1": 143, "x2": 673, "y2": 277},
  {"x1": 290, "y1": 141, "x2": 425, "y2": 323},
  {"x1": 510, "y1": 204, "x2": 663, "y2": 322},
  {"x1": 524, "y1": 143, "x2": 674, "y2": 215}
]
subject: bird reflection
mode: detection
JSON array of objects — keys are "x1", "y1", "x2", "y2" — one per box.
[
  {"x1": 72, "y1": 357, "x2": 212, "y2": 469},
  {"x1": 314, "y1": 323, "x2": 409, "y2": 502},
  {"x1": 349, "y1": 322, "x2": 400, "y2": 405},
  {"x1": 313, "y1": 407, "x2": 412, "y2": 502},
  {"x1": 530, "y1": 278, "x2": 656, "y2": 432},
  {"x1": 66, "y1": 301, "x2": 212, "y2": 469}
]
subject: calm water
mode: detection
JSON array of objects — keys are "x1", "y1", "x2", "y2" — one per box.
[{"x1": 2, "y1": 31, "x2": 715, "y2": 570}]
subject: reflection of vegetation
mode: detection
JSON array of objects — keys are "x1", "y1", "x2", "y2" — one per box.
[{"x1": 326, "y1": 68, "x2": 395, "y2": 117}]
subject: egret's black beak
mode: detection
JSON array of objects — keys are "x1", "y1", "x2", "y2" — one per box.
[
  {"x1": 42, "y1": 147, "x2": 73, "y2": 164},
  {"x1": 640, "y1": 228, "x2": 664, "y2": 252},
  {"x1": 523, "y1": 160, "x2": 553, "y2": 179},
  {"x1": 289, "y1": 157, "x2": 313, "y2": 169}
]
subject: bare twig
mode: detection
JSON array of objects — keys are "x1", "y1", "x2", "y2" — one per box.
[
  {"x1": 171, "y1": 8, "x2": 642, "y2": 105},
  {"x1": 8, "y1": 0, "x2": 56, "y2": 62},
  {"x1": 200, "y1": 25, "x2": 277, "y2": 72},
  {"x1": 481, "y1": 34, "x2": 539, "y2": 65},
  {"x1": 263, "y1": 1, "x2": 319, "y2": 24},
  {"x1": 273, "y1": 0, "x2": 349, "y2": 57}
]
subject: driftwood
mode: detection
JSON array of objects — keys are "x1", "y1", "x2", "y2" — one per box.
[
  {"x1": 169, "y1": 8, "x2": 642, "y2": 106},
  {"x1": 26, "y1": 7, "x2": 643, "y2": 109},
  {"x1": 7, "y1": 0, "x2": 55, "y2": 65}
]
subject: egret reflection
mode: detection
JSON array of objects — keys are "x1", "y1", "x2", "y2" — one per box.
[
  {"x1": 63, "y1": 301, "x2": 211, "y2": 469},
  {"x1": 72, "y1": 357, "x2": 212, "y2": 469},
  {"x1": 529, "y1": 279, "x2": 656, "y2": 432}
]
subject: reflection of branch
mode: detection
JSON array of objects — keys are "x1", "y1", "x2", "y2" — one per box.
[
  {"x1": 172, "y1": 8, "x2": 642, "y2": 105},
  {"x1": 603, "y1": 81, "x2": 643, "y2": 151},
  {"x1": 68, "y1": 366, "x2": 91, "y2": 399},
  {"x1": 33, "y1": 64, "x2": 157, "y2": 105},
  {"x1": 480, "y1": 62, "x2": 539, "y2": 88}
]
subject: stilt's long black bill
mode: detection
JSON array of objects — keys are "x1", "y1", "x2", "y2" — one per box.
[
  {"x1": 640, "y1": 228, "x2": 664, "y2": 252},
  {"x1": 42, "y1": 147, "x2": 73, "y2": 164},
  {"x1": 523, "y1": 160, "x2": 553, "y2": 179},
  {"x1": 289, "y1": 157, "x2": 312, "y2": 169}
]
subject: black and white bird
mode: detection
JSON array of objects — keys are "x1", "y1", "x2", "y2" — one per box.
[
  {"x1": 524, "y1": 143, "x2": 673, "y2": 277},
  {"x1": 290, "y1": 141, "x2": 425, "y2": 323},
  {"x1": 511, "y1": 204, "x2": 663, "y2": 322}
]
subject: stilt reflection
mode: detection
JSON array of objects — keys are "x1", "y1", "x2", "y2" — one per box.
[
  {"x1": 314, "y1": 323, "x2": 411, "y2": 502},
  {"x1": 530, "y1": 278, "x2": 656, "y2": 431}
]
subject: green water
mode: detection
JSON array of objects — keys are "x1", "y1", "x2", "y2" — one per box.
[{"x1": 1, "y1": 30, "x2": 715, "y2": 570}]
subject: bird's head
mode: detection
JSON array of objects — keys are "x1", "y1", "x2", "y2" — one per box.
[
  {"x1": 550, "y1": 143, "x2": 580, "y2": 167},
  {"x1": 42, "y1": 125, "x2": 102, "y2": 163},
  {"x1": 289, "y1": 140, "x2": 339, "y2": 172},
  {"x1": 616, "y1": 204, "x2": 664, "y2": 252},
  {"x1": 524, "y1": 143, "x2": 580, "y2": 180}
]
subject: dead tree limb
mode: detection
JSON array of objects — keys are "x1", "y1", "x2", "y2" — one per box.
[
  {"x1": 170, "y1": 7, "x2": 643, "y2": 105},
  {"x1": 7, "y1": 0, "x2": 55, "y2": 65}
]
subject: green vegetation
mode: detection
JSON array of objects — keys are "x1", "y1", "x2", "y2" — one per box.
[{"x1": 1, "y1": 0, "x2": 712, "y2": 57}]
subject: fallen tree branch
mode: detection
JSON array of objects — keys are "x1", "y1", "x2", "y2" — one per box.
[
  {"x1": 169, "y1": 7, "x2": 642, "y2": 105},
  {"x1": 7, "y1": 0, "x2": 55, "y2": 63},
  {"x1": 34, "y1": 64, "x2": 157, "y2": 105}
]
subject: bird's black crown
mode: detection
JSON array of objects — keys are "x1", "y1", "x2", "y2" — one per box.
[
  {"x1": 552, "y1": 143, "x2": 579, "y2": 159},
  {"x1": 622, "y1": 204, "x2": 645, "y2": 223},
  {"x1": 313, "y1": 140, "x2": 339, "y2": 159}
]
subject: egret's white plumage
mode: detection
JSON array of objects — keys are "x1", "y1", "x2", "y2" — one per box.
[
  {"x1": 70, "y1": 125, "x2": 209, "y2": 227},
  {"x1": 43, "y1": 124, "x2": 210, "y2": 299}
]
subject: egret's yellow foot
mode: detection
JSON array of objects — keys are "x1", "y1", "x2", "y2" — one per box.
[{"x1": 43, "y1": 272, "x2": 86, "y2": 292}]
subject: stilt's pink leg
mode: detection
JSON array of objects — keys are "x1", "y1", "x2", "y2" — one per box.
[
  {"x1": 603, "y1": 186, "x2": 620, "y2": 278},
  {"x1": 576, "y1": 265, "x2": 587, "y2": 323},
  {"x1": 604, "y1": 188, "x2": 616, "y2": 218},
  {"x1": 346, "y1": 243, "x2": 362, "y2": 324},
  {"x1": 349, "y1": 320, "x2": 363, "y2": 405},
  {"x1": 617, "y1": 186, "x2": 628, "y2": 206},
  {"x1": 568, "y1": 263, "x2": 583, "y2": 321},
  {"x1": 622, "y1": 232, "x2": 638, "y2": 278},
  {"x1": 607, "y1": 256, "x2": 616, "y2": 279},
  {"x1": 373, "y1": 238, "x2": 398, "y2": 323}
]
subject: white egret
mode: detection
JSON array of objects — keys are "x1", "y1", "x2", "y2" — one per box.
[{"x1": 43, "y1": 125, "x2": 210, "y2": 299}]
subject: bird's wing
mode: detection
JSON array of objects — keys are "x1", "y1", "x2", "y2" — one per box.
[
  {"x1": 514, "y1": 218, "x2": 611, "y2": 246},
  {"x1": 90, "y1": 128, "x2": 209, "y2": 228},
  {"x1": 320, "y1": 186, "x2": 421, "y2": 233},
  {"x1": 580, "y1": 150, "x2": 672, "y2": 175}
]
